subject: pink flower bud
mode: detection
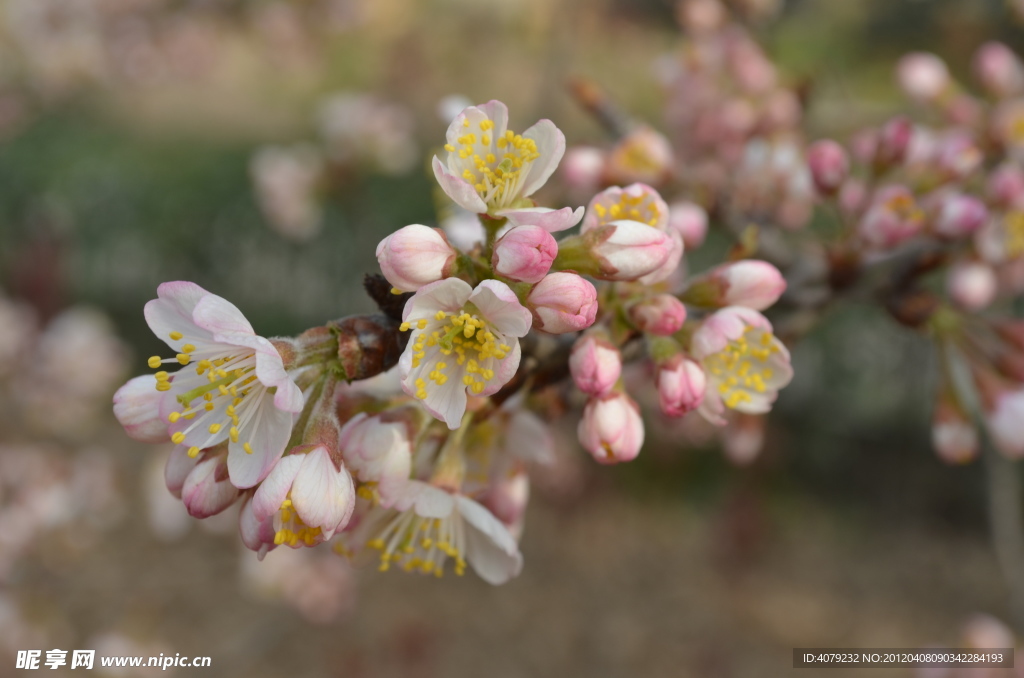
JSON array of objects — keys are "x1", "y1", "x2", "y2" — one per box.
[
  {"x1": 897, "y1": 52, "x2": 950, "y2": 101},
  {"x1": 561, "y1": 146, "x2": 606, "y2": 197},
  {"x1": 838, "y1": 179, "x2": 868, "y2": 216},
  {"x1": 987, "y1": 162, "x2": 1024, "y2": 208},
  {"x1": 806, "y1": 139, "x2": 849, "y2": 195},
  {"x1": 113, "y1": 375, "x2": 170, "y2": 443},
  {"x1": 376, "y1": 224, "x2": 457, "y2": 292},
  {"x1": 585, "y1": 221, "x2": 674, "y2": 281},
  {"x1": 527, "y1": 272, "x2": 598, "y2": 334},
  {"x1": 875, "y1": 116, "x2": 913, "y2": 168},
  {"x1": 948, "y1": 260, "x2": 998, "y2": 311},
  {"x1": 569, "y1": 333, "x2": 622, "y2": 396},
  {"x1": 492, "y1": 225, "x2": 558, "y2": 283},
  {"x1": 986, "y1": 386, "x2": 1024, "y2": 459},
  {"x1": 858, "y1": 185, "x2": 924, "y2": 248},
  {"x1": 682, "y1": 260, "x2": 786, "y2": 311},
  {"x1": 628, "y1": 294, "x2": 687, "y2": 336},
  {"x1": 181, "y1": 450, "x2": 240, "y2": 518},
  {"x1": 578, "y1": 392, "x2": 644, "y2": 464},
  {"x1": 668, "y1": 201, "x2": 708, "y2": 250},
  {"x1": 933, "y1": 193, "x2": 988, "y2": 239},
  {"x1": 656, "y1": 356, "x2": 706, "y2": 417},
  {"x1": 239, "y1": 495, "x2": 277, "y2": 559},
  {"x1": 932, "y1": 393, "x2": 978, "y2": 465},
  {"x1": 974, "y1": 42, "x2": 1024, "y2": 99}
]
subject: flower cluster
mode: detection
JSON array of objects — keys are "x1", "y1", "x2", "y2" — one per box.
[
  {"x1": 803, "y1": 41, "x2": 1024, "y2": 465},
  {"x1": 115, "y1": 99, "x2": 795, "y2": 585}
]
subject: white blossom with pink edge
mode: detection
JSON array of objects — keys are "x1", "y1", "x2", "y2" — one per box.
[
  {"x1": 343, "y1": 479, "x2": 523, "y2": 584},
  {"x1": 690, "y1": 306, "x2": 793, "y2": 425},
  {"x1": 252, "y1": 445, "x2": 356, "y2": 547},
  {"x1": 134, "y1": 282, "x2": 304, "y2": 489},
  {"x1": 432, "y1": 100, "x2": 582, "y2": 232},
  {"x1": 398, "y1": 278, "x2": 532, "y2": 429}
]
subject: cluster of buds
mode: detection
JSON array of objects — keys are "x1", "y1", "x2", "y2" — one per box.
[
  {"x1": 114, "y1": 99, "x2": 795, "y2": 585},
  {"x1": 803, "y1": 41, "x2": 1024, "y2": 464}
]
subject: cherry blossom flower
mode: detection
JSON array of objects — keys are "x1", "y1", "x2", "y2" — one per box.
[
  {"x1": 432, "y1": 100, "x2": 581, "y2": 231},
  {"x1": 129, "y1": 282, "x2": 304, "y2": 489},
  {"x1": 252, "y1": 445, "x2": 356, "y2": 548},
  {"x1": 690, "y1": 306, "x2": 793, "y2": 425},
  {"x1": 398, "y1": 278, "x2": 532, "y2": 429},
  {"x1": 344, "y1": 479, "x2": 522, "y2": 584}
]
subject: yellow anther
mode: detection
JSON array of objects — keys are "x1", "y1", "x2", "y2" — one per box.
[
  {"x1": 230, "y1": 427, "x2": 239, "y2": 442},
  {"x1": 187, "y1": 446, "x2": 200, "y2": 458},
  {"x1": 243, "y1": 442, "x2": 253, "y2": 454},
  {"x1": 155, "y1": 381, "x2": 172, "y2": 392},
  {"x1": 176, "y1": 353, "x2": 190, "y2": 365},
  {"x1": 399, "y1": 322, "x2": 410, "y2": 332},
  {"x1": 169, "y1": 331, "x2": 184, "y2": 341},
  {"x1": 417, "y1": 319, "x2": 428, "y2": 329},
  {"x1": 148, "y1": 356, "x2": 162, "y2": 369},
  {"x1": 168, "y1": 412, "x2": 181, "y2": 423},
  {"x1": 171, "y1": 432, "x2": 186, "y2": 444},
  {"x1": 208, "y1": 423, "x2": 222, "y2": 434},
  {"x1": 444, "y1": 144, "x2": 455, "y2": 152},
  {"x1": 181, "y1": 344, "x2": 196, "y2": 353}
]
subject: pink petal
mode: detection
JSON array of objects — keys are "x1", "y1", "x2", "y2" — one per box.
[
  {"x1": 469, "y1": 280, "x2": 533, "y2": 337},
  {"x1": 402, "y1": 277, "x2": 473, "y2": 323},
  {"x1": 457, "y1": 496, "x2": 523, "y2": 585},
  {"x1": 496, "y1": 206, "x2": 584, "y2": 233},
  {"x1": 291, "y1": 447, "x2": 355, "y2": 537},
  {"x1": 479, "y1": 341, "x2": 521, "y2": 398},
  {"x1": 520, "y1": 119, "x2": 566, "y2": 198},
  {"x1": 191, "y1": 292, "x2": 255, "y2": 336},
  {"x1": 251, "y1": 453, "x2": 304, "y2": 521},
  {"x1": 113, "y1": 375, "x2": 170, "y2": 443},
  {"x1": 227, "y1": 398, "x2": 294, "y2": 488},
  {"x1": 432, "y1": 156, "x2": 487, "y2": 213}
]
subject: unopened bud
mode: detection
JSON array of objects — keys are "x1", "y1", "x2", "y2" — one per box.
[
  {"x1": 113, "y1": 375, "x2": 170, "y2": 443},
  {"x1": 948, "y1": 260, "x2": 998, "y2": 311},
  {"x1": 492, "y1": 225, "x2": 558, "y2": 284},
  {"x1": 875, "y1": 116, "x2": 914, "y2": 168},
  {"x1": 559, "y1": 222, "x2": 674, "y2": 282},
  {"x1": 807, "y1": 139, "x2": 849, "y2": 195},
  {"x1": 668, "y1": 201, "x2": 708, "y2": 250},
  {"x1": 932, "y1": 390, "x2": 978, "y2": 464},
  {"x1": 987, "y1": 162, "x2": 1024, "y2": 208},
  {"x1": 897, "y1": 52, "x2": 950, "y2": 102},
  {"x1": 682, "y1": 260, "x2": 786, "y2": 311},
  {"x1": 974, "y1": 42, "x2": 1024, "y2": 99},
  {"x1": 182, "y1": 448, "x2": 240, "y2": 518},
  {"x1": 569, "y1": 333, "x2": 622, "y2": 397},
  {"x1": 656, "y1": 355, "x2": 706, "y2": 417},
  {"x1": 376, "y1": 224, "x2": 457, "y2": 292},
  {"x1": 578, "y1": 392, "x2": 645, "y2": 464},
  {"x1": 527, "y1": 272, "x2": 598, "y2": 334},
  {"x1": 628, "y1": 294, "x2": 688, "y2": 336}
]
